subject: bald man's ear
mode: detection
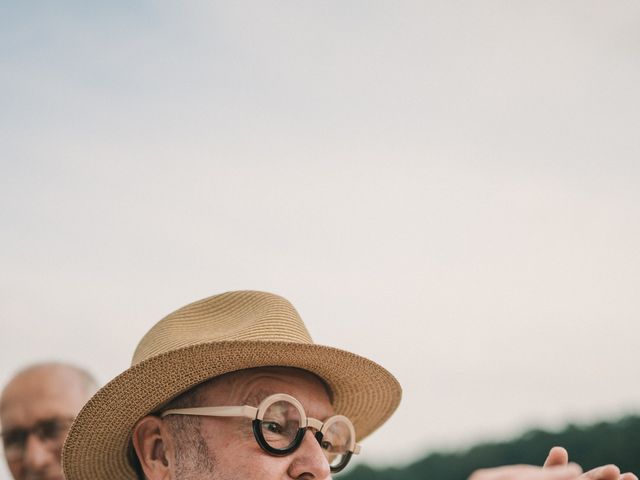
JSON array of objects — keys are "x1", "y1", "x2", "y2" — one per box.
[{"x1": 132, "y1": 416, "x2": 173, "y2": 480}]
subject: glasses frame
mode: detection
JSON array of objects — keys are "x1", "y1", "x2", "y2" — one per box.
[{"x1": 161, "y1": 393, "x2": 360, "y2": 473}]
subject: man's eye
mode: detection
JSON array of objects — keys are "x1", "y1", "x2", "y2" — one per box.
[
  {"x1": 263, "y1": 422, "x2": 283, "y2": 434},
  {"x1": 2, "y1": 430, "x2": 27, "y2": 448},
  {"x1": 39, "y1": 421, "x2": 64, "y2": 440},
  {"x1": 321, "y1": 440, "x2": 334, "y2": 451}
]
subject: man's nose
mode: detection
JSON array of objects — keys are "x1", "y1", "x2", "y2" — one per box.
[
  {"x1": 23, "y1": 434, "x2": 56, "y2": 471},
  {"x1": 287, "y1": 429, "x2": 332, "y2": 479}
]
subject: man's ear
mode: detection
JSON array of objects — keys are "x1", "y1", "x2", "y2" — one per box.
[{"x1": 132, "y1": 416, "x2": 173, "y2": 480}]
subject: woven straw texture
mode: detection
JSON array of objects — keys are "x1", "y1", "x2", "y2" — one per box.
[{"x1": 62, "y1": 291, "x2": 402, "y2": 480}]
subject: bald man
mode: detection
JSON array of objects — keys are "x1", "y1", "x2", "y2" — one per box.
[{"x1": 0, "y1": 363, "x2": 97, "y2": 480}]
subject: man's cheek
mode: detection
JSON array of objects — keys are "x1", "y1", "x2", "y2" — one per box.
[{"x1": 252, "y1": 458, "x2": 291, "y2": 479}]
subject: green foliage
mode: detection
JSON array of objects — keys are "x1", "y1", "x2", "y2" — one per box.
[{"x1": 340, "y1": 415, "x2": 640, "y2": 480}]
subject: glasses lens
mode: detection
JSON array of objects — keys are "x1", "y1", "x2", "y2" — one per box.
[
  {"x1": 320, "y1": 418, "x2": 353, "y2": 469},
  {"x1": 2, "y1": 430, "x2": 27, "y2": 461},
  {"x1": 261, "y1": 400, "x2": 302, "y2": 450},
  {"x1": 37, "y1": 419, "x2": 68, "y2": 443}
]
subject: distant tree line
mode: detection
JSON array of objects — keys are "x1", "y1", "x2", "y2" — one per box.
[{"x1": 341, "y1": 415, "x2": 640, "y2": 480}]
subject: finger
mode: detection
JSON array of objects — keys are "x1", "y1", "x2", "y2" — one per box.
[
  {"x1": 620, "y1": 473, "x2": 638, "y2": 480},
  {"x1": 470, "y1": 463, "x2": 583, "y2": 480},
  {"x1": 544, "y1": 447, "x2": 569, "y2": 467},
  {"x1": 580, "y1": 465, "x2": 621, "y2": 480}
]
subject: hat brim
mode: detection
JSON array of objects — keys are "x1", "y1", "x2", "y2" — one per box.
[{"x1": 63, "y1": 341, "x2": 402, "y2": 480}]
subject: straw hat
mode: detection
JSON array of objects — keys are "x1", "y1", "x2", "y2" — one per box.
[{"x1": 62, "y1": 290, "x2": 402, "y2": 480}]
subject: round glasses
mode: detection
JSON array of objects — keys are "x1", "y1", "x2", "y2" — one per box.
[{"x1": 161, "y1": 393, "x2": 361, "y2": 473}]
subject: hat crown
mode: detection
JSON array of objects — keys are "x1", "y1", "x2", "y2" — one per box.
[{"x1": 132, "y1": 291, "x2": 314, "y2": 365}]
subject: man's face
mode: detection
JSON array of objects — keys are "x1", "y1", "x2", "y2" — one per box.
[
  {"x1": 0, "y1": 367, "x2": 91, "y2": 480},
  {"x1": 162, "y1": 367, "x2": 335, "y2": 480}
]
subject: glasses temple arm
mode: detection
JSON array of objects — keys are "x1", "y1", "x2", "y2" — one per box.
[{"x1": 161, "y1": 405, "x2": 258, "y2": 419}]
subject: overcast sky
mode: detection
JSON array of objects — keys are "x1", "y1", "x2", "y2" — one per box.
[{"x1": 1, "y1": 2, "x2": 640, "y2": 478}]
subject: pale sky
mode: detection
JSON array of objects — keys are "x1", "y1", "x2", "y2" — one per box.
[{"x1": 1, "y1": 2, "x2": 640, "y2": 478}]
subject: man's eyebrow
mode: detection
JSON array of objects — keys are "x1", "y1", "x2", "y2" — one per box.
[{"x1": 241, "y1": 388, "x2": 274, "y2": 406}]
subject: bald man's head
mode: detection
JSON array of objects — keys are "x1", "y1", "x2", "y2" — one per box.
[{"x1": 0, "y1": 363, "x2": 97, "y2": 480}]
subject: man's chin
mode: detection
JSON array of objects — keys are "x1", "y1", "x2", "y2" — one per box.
[
  {"x1": 43, "y1": 474, "x2": 65, "y2": 480},
  {"x1": 25, "y1": 471, "x2": 65, "y2": 480}
]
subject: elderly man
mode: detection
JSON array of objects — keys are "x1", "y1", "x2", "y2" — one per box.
[
  {"x1": 0, "y1": 362, "x2": 97, "y2": 480},
  {"x1": 62, "y1": 291, "x2": 635, "y2": 480}
]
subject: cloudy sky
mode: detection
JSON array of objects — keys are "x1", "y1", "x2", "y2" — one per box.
[{"x1": 1, "y1": 1, "x2": 639, "y2": 477}]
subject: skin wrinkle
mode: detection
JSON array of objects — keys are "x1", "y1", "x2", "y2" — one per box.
[{"x1": 242, "y1": 388, "x2": 276, "y2": 407}]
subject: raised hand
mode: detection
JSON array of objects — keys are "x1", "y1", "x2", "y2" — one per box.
[
  {"x1": 543, "y1": 446, "x2": 637, "y2": 480},
  {"x1": 469, "y1": 463, "x2": 583, "y2": 480}
]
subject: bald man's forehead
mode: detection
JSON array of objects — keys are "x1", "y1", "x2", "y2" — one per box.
[
  {"x1": 0, "y1": 366, "x2": 93, "y2": 428},
  {"x1": 4, "y1": 366, "x2": 83, "y2": 397}
]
